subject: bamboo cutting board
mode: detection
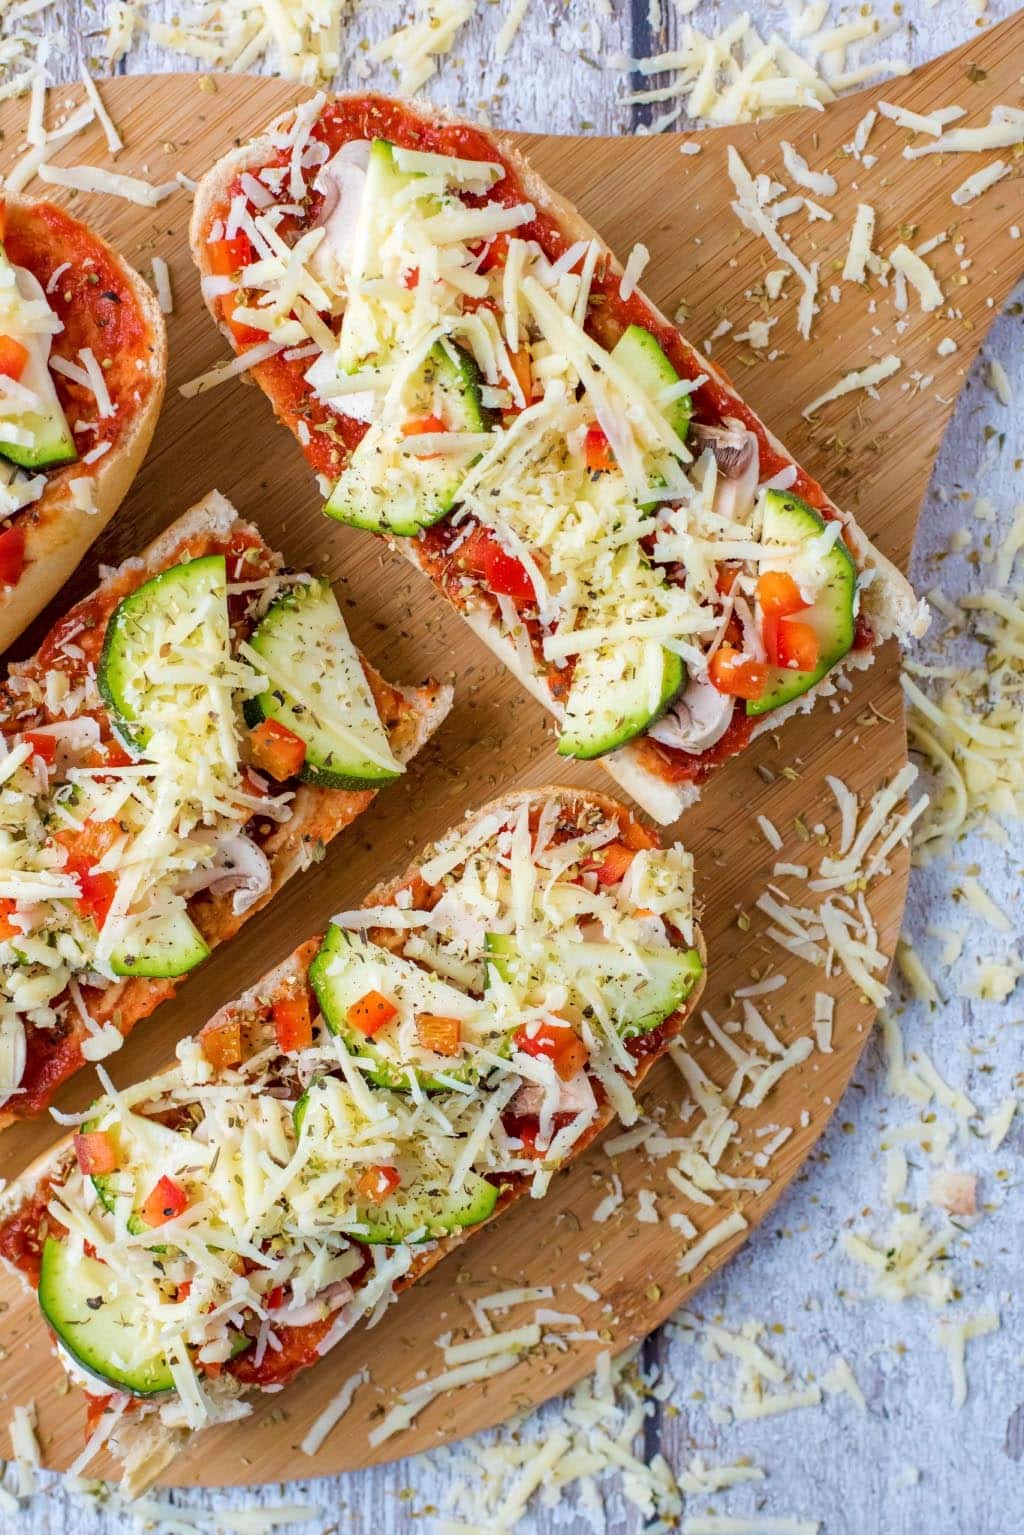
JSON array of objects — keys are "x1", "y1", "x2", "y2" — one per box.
[{"x1": 0, "y1": 12, "x2": 1021, "y2": 1485}]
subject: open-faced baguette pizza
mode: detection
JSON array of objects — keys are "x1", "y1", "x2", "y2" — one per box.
[
  {"x1": 0, "y1": 488, "x2": 449, "y2": 1126},
  {"x1": 0, "y1": 198, "x2": 166, "y2": 651},
  {"x1": 0, "y1": 786, "x2": 704, "y2": 1492},
  {"x1": 190, "y1": 94, "x2": 926, "y2": 825}
]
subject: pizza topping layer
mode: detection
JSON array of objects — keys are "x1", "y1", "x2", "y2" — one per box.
[
  {"x1": 0, "y1": 527, "x2": 404, "y2": 1118},
  {"x1": 0, "y1": 201, "x2": 161, "y2": 589},
  {"x1": 202, "y1": 97, "x2": 867, "y2": 782},
  {"x1": 2, "y1": 795, "x2": 700, "y2": 1430}
]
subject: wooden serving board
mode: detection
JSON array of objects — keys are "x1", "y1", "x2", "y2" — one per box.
[{"x1": 0, "y1": 14, "x2": 1021, "y2": 1486}]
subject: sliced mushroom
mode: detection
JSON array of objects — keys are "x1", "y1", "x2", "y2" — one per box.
[
  {"x1": 648, "y1": 674, "x2": 735, "y2": 755},
  {"x1": 309, "y1": 139, "x2": 372, "y2": 281},
  {"x1": 177, "y1": 833, "x2": 272, "y2": 917},
  {"x1": 693, "y1": 418, "x2": 761, "y2": 522}
]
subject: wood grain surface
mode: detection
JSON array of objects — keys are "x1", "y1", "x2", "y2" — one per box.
[{"x1": 0, "y1": 11, "x2": 1020, "y2": 1489}]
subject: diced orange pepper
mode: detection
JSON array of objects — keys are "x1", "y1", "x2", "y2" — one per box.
[
  {"x1": 74, "y1": 1130, "x2": 119, "y2": 1176},
  {"x1": 346, "y1": 990, "x2": 397, "y2": 1038},
  {"x1": 582, "y1": 841, "x2": 635, "y2": 887},
  {"x1": 415, "y1": 1013, "x2": 462, "y2": 1057},
  {"x1": 249, "y1": 718, "x2": 306, "y2": 781},
  {"x1": 402, "y1": 415, "x2": 447, "y2": 459},
  {"x1": 716, "y1": 565, "x2": 739, "y2": 597},
  {"x1": 0, "y1": 336, "x2": 29, "y2": 382},
  {"x1": 756, "y1": 570, "x2": 806, "y2": 617},
  {"x1": 505, "y1": 347, "x2": 533, "y2": 408},
  {"x1": 272, "y1": 993, "x2": 313, "y2": 1053},
  {"x1": 0, "y1": 899, "x2": 18, "y2": 941},
  {"x1": 356, "y1": 1164, "x2": 401, "y2": 1204},
  {"x1": 776, "y1": 619, "x2": 820, "y2": 673},
  {"x1": 141, "y1": 1175, "x2": 188, "y2": 1228},
  {"x1": 708, "y1": 645, "x2": 768, "y2": 701},
  {"x1": 200, "y1": 1015, "x2": 243, "y2": 1070}
]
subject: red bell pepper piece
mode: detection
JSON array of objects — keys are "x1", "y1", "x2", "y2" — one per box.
[
  {"x1": 249, "y1": 718, "x2": 306, "y2": 781},
  {"x1": 74, "y1": 1130, "x2": 119, "y2": 1177},
  {"x1": 415, "y1": 1013, "x2": 461, "y2": 1057},
  {"x1": 476, "y1": 232, "x2": 510, "y2": 272},
  {"x1": 141, "y1": 1175, "x2": 189, "y2": 1228},
  {"x1": 346, "y1": 990, "x2": 397, "y2": 1038},
  {"x1": 0, "y1": 899, "x2": 19, "y2": 941},
  {"x1": 272, "y1": 993, "x2": 313, "y2": 1053},
  {"x1": 513, "y1": 1021, "x2": 589, "y2": 1081},
  {"x1": 584, "y1": 424, "x2": 615, "y2": 473},
  {"x1": 23, "y1": 731, "x2": 56, "y2": 765},
  {"x1": 459, "y1": 527, "x2": 534, "y2": 602},
  {"x1": 356, "y1": 1165, "x2": 401, "y2": 1205},
  {"x1": 756, "y1": 570, "x2": 806, "y2": 617},
  {"x1": 0, "y1": 524, "x2": 25, "y2": 587},
  {"x1": 708, "y1": 645, "x2": 768, "y2": 701}
]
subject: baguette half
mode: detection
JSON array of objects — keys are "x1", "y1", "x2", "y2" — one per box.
[
  {"x1": 0, "y1": 786, "x2": 703, "y2": 1492},
  {"x1": 191, "y1": 94, "x2": 926, "y2": 826},
  {"x1": 0, "y1": 487, "x2": 450, "y2": 1127}
]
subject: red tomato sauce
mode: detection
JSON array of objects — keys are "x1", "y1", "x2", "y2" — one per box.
[
  {"x1": 0, "y1": 1181, "x2": 60, "y2": 1284},
  {"x1": 4, "y1": 202, "x2": 158, "y2": 468}
]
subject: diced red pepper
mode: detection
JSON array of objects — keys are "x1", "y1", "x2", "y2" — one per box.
[
  {"x1": 88, "y1": 737, "x2": 134, "y2": 772},
  {"x1": 72, "y1": 867, "x2": 117, "y2": 930},
  {"x1": 272, "y1": 993, "x2": 313, "y2": 1053},
  {"x1": 513, "y1": 1021, "x2": 589, "y2": 1081},
  {"x1": 200, "y1": 1015, "x2": 243, "y2": 1070},
  {"x1": 756, "y1": 570, "x2": 806, "y2": 617},
  {"x1": 207, "y1": 234, "x2": 260, "y2": 342},
  {"x1": 584, "y1": 423, "x2": 615, "y2": 473},
  {"x1": 415, "y1": 1013, "x2": 462, "y2": 1057},
  {"x1": 346, "y1": 990, "x2": 397, "y2": 1038},
  {"x1": 776, "y1": 618, "x2": 820, "y2": 673},
  {"x1": 716, "y1": 565, "x2": 739, "y2": 597},
  {"x1": 55, "y1": 818, "x2": 122, "y2": 865},
  {"x1": 141, "y1": 1175, "x2": 188, "y2": 1228},
  {"x1": 0, "y1": 524, "x2": 25, "y2": 587},
  {"x1": 23, "y1": 730, "x2": 56, "y2": 765},
  {"x1": 249, "y1": 718, "x2": 306, "y2": 781},
  {"x1": 0, "y1": 335, "x2": 29, "y2": 382},
  {"x1": 402, "y1": 266, "x2": 420, "y2": 289},
  {"x1": 477, "y1": 232, "x2": 510, "y2": 272},
  {"x1": 74, "y1": 1130, "x2": 119, "y2": 1177},
  {"x1": 266, "y1": 1284, "x2": 285, "y2": 1310},
  {"x1": 459, "y1": 526, "x2": 535, "y2": 602},
  {"x1": 505, "y1": 1115, "x2": 542, "y2": 1157},
  {"x1": 708, "y1": 645, "x2": 768, "y2": 701},
  {"x1": 356, "y1": 1164, "x2": 401, "y2": 1204},
  {"x1": 0, "y1": 899, "x2": 18, "y2": 942},
  {"x1": 582, "y1": 840, "x2": 635, "y2": 887}
]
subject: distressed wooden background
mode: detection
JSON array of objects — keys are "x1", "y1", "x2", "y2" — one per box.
[{"x1": 6, "y1": 1, "x2": 1024, "y2": 1532}]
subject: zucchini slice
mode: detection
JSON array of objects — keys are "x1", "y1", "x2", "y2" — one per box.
[
  {"x1": 485, "y1": 933, "x2": 702, "y2": 1037},
  {"x1": 324, "y1": 341, "x2": 493, "y2": 535},
  {"x1": 244, "y1": 578, "x2": 403, "y2": 790},
  {"x1": 108, "y1": 904, "x2": 210, "y2": 980},
  {"x1": 610, "y1": 324, "x2": 692, "y2": 444},
  {"x1": 557, "y1": 638, "x2": 683, "y2": 760},
  {"x1": 309, "y1": 926, "x2": 495, "y2": 1091},
  {"x1": 38, "y1": 1237, "x2": 174, "y2": 1396},
  {"x1": 0, "y1": 256, "x2": 77, "y2": 471},
  {"x1": 747, "y1": 491, "x2": 857, "y2": 717},
  {"x1": 98, "y1": 554, "x2": 228, "y2": 754}
]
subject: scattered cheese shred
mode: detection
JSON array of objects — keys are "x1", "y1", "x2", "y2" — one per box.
[
  {"x1": 802, "y1": 354, "x2": 901, "y2": 417},
  {"x1": 888, "y1": 244, "x2": 943, "y2": 313}
]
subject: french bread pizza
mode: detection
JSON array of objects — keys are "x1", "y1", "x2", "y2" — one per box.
[
  {"x1": 0, "y1": 198, "x2": 166, "y2": 651},
  {"x1": 0, "y1": 488, "x2": 449, "y2": 1126},
  {"x1": 191, "y1": 94, "x2": 926, "y2": 825},
  {"x1": 0, "y1": 787, "x2": 704, "y2": 1492}
]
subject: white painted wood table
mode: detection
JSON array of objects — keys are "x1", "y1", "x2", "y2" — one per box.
[{"x1": 6, "y1": 2, "x2": 1023, "y2": 1532}]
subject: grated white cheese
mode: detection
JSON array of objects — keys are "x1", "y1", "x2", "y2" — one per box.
[{"x1": 802, "y1": 354, "x2": 901, "y2": 417}]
